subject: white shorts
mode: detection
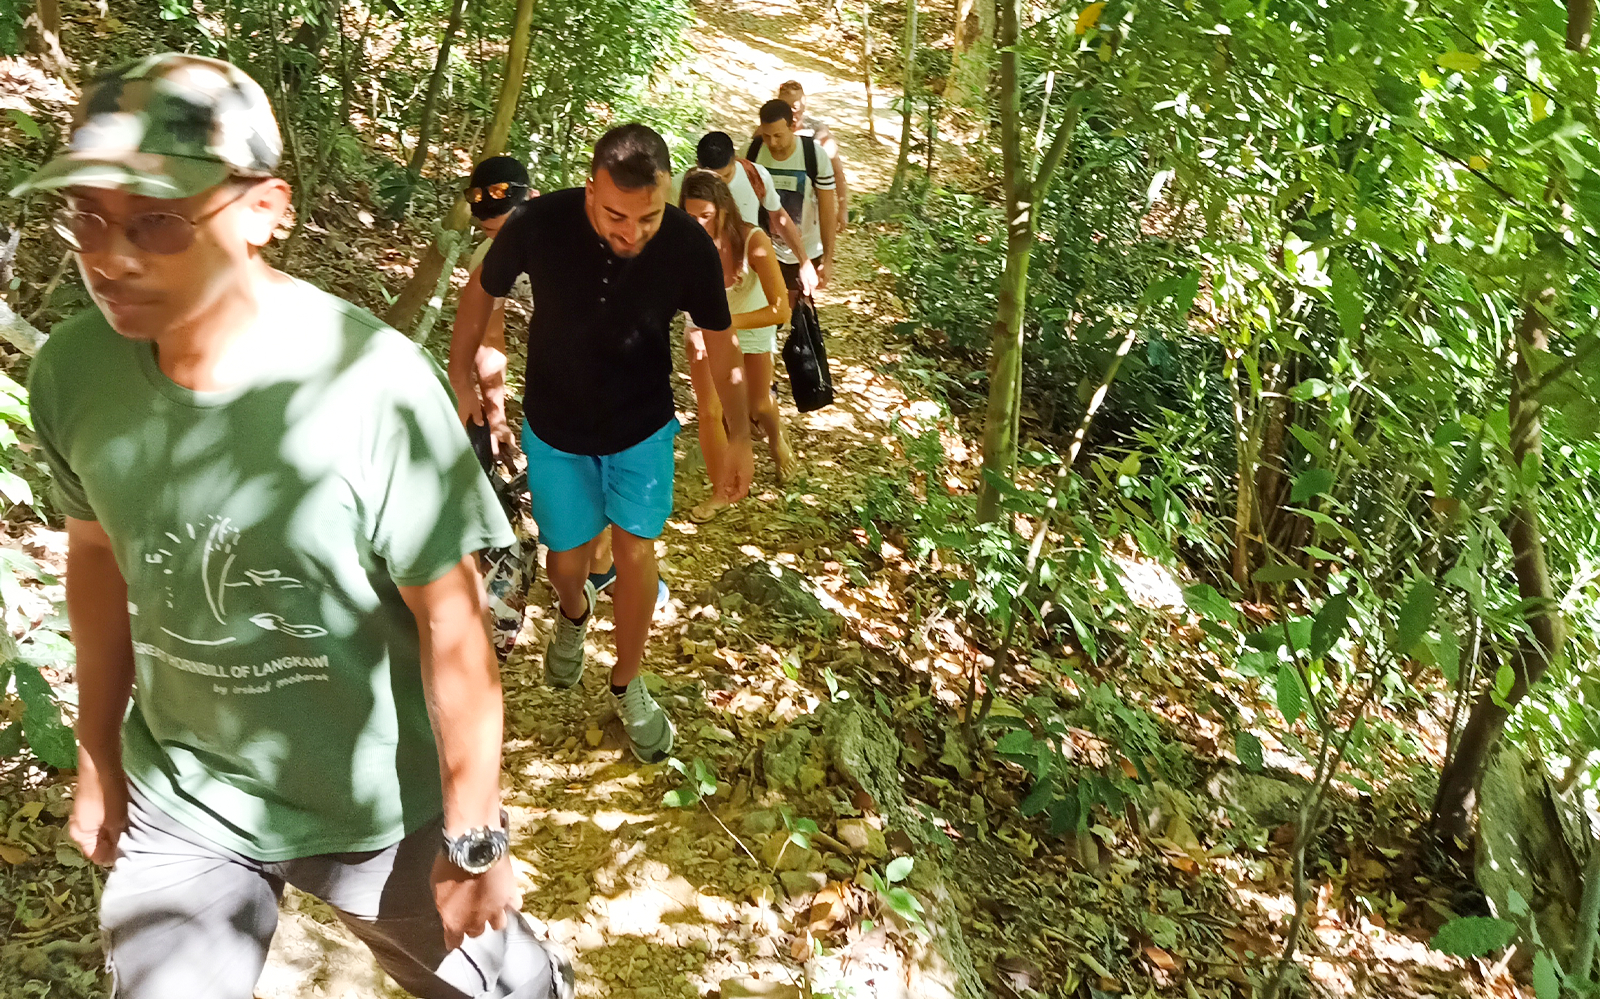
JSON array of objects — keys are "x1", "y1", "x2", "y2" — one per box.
[{"x1": 738, "y1": 325, "x2": 778, "y2": 355}]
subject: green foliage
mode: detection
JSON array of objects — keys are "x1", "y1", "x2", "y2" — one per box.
[
  {"x1": 779, "y1": 806, "x2": 819, "y2": 850},
  {"x1": 0, "y1": 371, "x2": 75, "y2": 771},
  {"x1": 11, "y1": 661, "x2": 73, "y2": 770},
  {"x1": 511, "y1": 0, "x2": 699, "y2": 188},
  {"x1": 662, "y1": 757, "x2": 719, "y2": 809},
  {"x1": 1431, "y1": 915, "x2": 1517, "y2": 958},
  {"x1": 867, "y1": 856, "x2": 927, "y2": 936},
  {"x1": 0, "y1": 6, "x2": 22, "y2": 57}
]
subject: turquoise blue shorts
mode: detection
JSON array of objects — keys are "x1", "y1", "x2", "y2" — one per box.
[{"x1": 522, "y1": 419, "x2": 679, "y2": 552}]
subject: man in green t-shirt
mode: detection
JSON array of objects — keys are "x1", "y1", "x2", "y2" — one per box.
[{"x1": 14, "y1": 54, "x2": 571, "y2": 998}]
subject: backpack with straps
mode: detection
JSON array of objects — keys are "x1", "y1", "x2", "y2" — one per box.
[
  {"x1": 746, "y1": 135, "x2": 819, "y2": 190},
  {"x1": 737, "y1": 158, "x2": 773, "y2": 236}
]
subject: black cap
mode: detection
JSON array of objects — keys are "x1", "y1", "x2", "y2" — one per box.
[
  {"x1": 467, "y1": 155, "x2": 530, "y2": 219},
  {"x1": 696, "y1": 132, "x2": 736, "y2": 171}
]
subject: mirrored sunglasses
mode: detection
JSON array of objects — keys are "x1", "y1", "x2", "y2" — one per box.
[{"x1": 466, "y1": 182, "x2": 525, "y2": 204}]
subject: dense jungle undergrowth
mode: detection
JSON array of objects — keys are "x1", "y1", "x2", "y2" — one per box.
[{"x1": 0, "y1": 0, "x2": 1598, "y2": 998}]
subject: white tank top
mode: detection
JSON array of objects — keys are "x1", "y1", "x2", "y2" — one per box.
[{"x1": 726, "y1": 228, "x2": 776, "y2": 338}]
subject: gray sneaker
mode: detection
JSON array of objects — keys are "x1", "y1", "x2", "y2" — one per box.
[
  {"x1": 543, "y1": 580, "x2": 597, "y2": 689},
  {"x1": 617, "y1": 676, "x2": 675, "y2": 763}
]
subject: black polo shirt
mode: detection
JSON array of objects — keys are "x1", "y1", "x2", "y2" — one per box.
[{"x1": 480, "y1": 187, "x2": 732, "y2": 456}]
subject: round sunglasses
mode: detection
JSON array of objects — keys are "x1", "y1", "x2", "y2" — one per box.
[{"x1": 52, "y1": 183, "x2": 259, "y2": 256}]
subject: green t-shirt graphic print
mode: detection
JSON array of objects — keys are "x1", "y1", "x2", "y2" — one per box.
[{"x1": 30, "y1": 279, "x2": 514, "y2": 861}]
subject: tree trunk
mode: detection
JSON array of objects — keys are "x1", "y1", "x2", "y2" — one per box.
[
  {"x1": 386, "y1": 0, "x2": 536, "y2": 332},
  {"x1": 862, "y1": 0, "x2": 877, "y2": 141},
  {"x1": 973, "y1": 4, "x2": 1081, "y2": 522},
  {"x1": 1430, "y1": 0, "x2": 1592, "y2": 843},
  {"x1": 282, "y1": 0, "x2": 339, "y2": 92},
  {"x1": 24, "y1": 0, "x2": 70, "y2": 77},
  {"x1": 1432, "y1": 292, "x2": 1564, "y2": 841},
  {"x1": 975, "y1": 0, "x2": 1024, "y2": 523},
  {"x1": 1573, "y1": 835, "x2": 1600, "y2": 985},
  {"x1": 887, "y1": 0, "x2": 920, "y2": 202},
  {"x1": 944, "y1": 0, "x2": 994, "y2": 115},
  {"x1": 952, "y1": 0, "x2": 976, "y2": 55},
  {"x1": 407, "y1": 0, "x2": 470, "y2": 177}
]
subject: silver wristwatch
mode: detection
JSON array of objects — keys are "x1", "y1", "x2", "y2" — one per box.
[{"x1": 442, "y1": 810, "x2": 509, "y2": 875}]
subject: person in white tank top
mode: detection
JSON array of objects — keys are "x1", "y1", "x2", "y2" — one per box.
[{"x1": 680, "y1": 170, "x2": 797, "y2": 521}]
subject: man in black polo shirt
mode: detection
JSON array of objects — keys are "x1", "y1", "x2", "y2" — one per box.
[{"x1": 450, "y1": 124, "x2": 750, "y2": 763}]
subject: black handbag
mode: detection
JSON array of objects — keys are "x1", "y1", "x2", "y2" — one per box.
[{"x1": 782, "y1": 296, "x2": 835, "y2": 412}]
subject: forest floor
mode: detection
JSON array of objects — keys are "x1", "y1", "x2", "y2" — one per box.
[{"x1": 0, "y1": 1, "x2": 1527, "y2": 998}]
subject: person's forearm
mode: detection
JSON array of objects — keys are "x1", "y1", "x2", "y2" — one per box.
[
  {"x1": 819, "y1": 191, "x2": 838, "y2": 260},
  {"x1": 65, "y1": 525, "x2": 134, "y2": 773},
  {"x1": 485, "y1": 299, "x2": 508, "y2": 358},
  {"x1": 733, "y1": 306, "x2": 787, "y2": 330},
  {"x1": 706, "y1": 327, "x2": 752, "y2": 437},
  {"x1": 774, "y1": 210, "x2": 806, "y2": 262},
  {"x1": 834, "y1": 158, "x2": 851, "y2": 210},
  {"x1": 408, "y1": 558, "x2": 503, "y2": 833},
  {"x1": 450, "y1": 273, "x2": 499, "y2": 382}
]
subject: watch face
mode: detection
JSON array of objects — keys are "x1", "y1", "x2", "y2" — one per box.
[{"x1": 465, "y1": 838, "x2": 499, "y2": 869}]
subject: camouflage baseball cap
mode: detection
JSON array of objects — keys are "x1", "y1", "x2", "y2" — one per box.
[{"x1": 9, "y1": 53, "x2": 281, "y2": 199}]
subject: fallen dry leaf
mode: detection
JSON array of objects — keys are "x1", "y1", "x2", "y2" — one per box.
[
  {"x1": 994, "y1": 954, "x2": 1041, "y2": 992},
  {"x1": 807, "y1": 883, "x2": 849, "y2": 933},
  {"x1": 0, "y1": 842, "x2": 31, "y2": 864},
  {"x1": 1144, "y1": 945, "x2": 1178, "y2": 972}
]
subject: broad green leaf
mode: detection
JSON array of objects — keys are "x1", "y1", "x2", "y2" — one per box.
[
  {"x1": 1290, "y1": 468, "x2": 1335, "y2": 504},
  {"x1": 1276, "y1": 663, "x2": 1304, "y2": 725},
  {"x1": 1329, "y1": 259, "x2": 1364, "y2": 338},
  {"x1": 1430, "y1": 916, "x2": 1515, "y2": 957},
  {"x1": 12, "y1": 661, "x2": 76, "y2": 769},
  {"x1": 1434, "y1": 51, "x2": 1482, "y2": 73},
  {"x1": 1288, "y1": 378, "x2": 1330, "y2": 401},
  {"x1": 1493, "y1": 662, "x2": 1515, "y2": 700},
  {"x1": 0, "y1": 469, "x2": 34, "y2": 507},
  {"x1": 662, "y1": 788, "x2": 696, "y2": 808},
  {"x1": 885, "y1": 855, "x2": 914, "y2": 884},
  {"x1": 1532, "y1": 951, "x2": 1560, "y2": 999},
  {"x1": 6, "y1": 109, "x2": 41, "y2": 139},
  {"x1": 1507, "y1": 889, "x2": 1531, "y2": 918},
  {"x1": 0, "y1": 723, "x2": 21, "y2": 758},
  {"x1": 995, "y1": 729, "x2": 1037, "y2": 756},
  {"x1": 1394, "y1": 578, "x2": 1439, "y2": 655},
  {"x1": 1169, "y1": 268, "x2": 1201, "y2": 315},
  {"x1": 1183, "y1": 584, "x2": 1235, "y2": 622},
  {"x1": 1311, "y1": 590, "x2": 1351, "y2": 660},
  {"x1": 1252, "y1": 563, "x2": 1312, "y2": 584},
  {"x1": 1017, "y1": 778, "x2": 1056, "y2": 816},
  {"x1": 1432, "y1": 630, "x2": 1461, "y2": 686},
  {"x1": 1234, "y1": 731, "x2": 1264, "y2": 771}
]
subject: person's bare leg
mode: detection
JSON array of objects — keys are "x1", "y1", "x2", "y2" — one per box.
[
  {"x1": 589, "y1": 527, "x2": 614, "y2": 576},
  {"x1": 685, "y1": 327, "x2": 728, "y2": 490},
  {"x1": 546, "y1": 531, "x2": 602, "y2": 620},
  {"x1": 608, "y1": 528, "x2": 657, "y2": 687},
  {"x1": 745, "y1": 351, "x2": 795, "y2": 480}
]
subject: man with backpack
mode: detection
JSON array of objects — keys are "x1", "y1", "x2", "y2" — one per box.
[
  {"x1": 776, "y1": 81, "x2": 850, "y2": 234},
  {"x1": 748, "y1": 99, "x2": 837, "y2": 305},
  {"x1": 670, "y1": 132, "x2": 816, "y2": 296}
]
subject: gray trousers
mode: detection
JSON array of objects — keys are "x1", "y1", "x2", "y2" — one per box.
[{"x1": 100, "y1": 785, "x2": 573, "y2": 999}]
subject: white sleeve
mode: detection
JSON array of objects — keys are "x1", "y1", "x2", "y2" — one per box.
[
  {"x1": 814, "y1": 144, "x2": 836, "y2": 189},
  {"x1": 755, "y1": 163, "x2": 782, "y2": 211}
]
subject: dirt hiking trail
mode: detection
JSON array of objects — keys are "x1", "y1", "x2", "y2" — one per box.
[{"x1": 258, "y1": 2, "x2": 957, "y2": 997}]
